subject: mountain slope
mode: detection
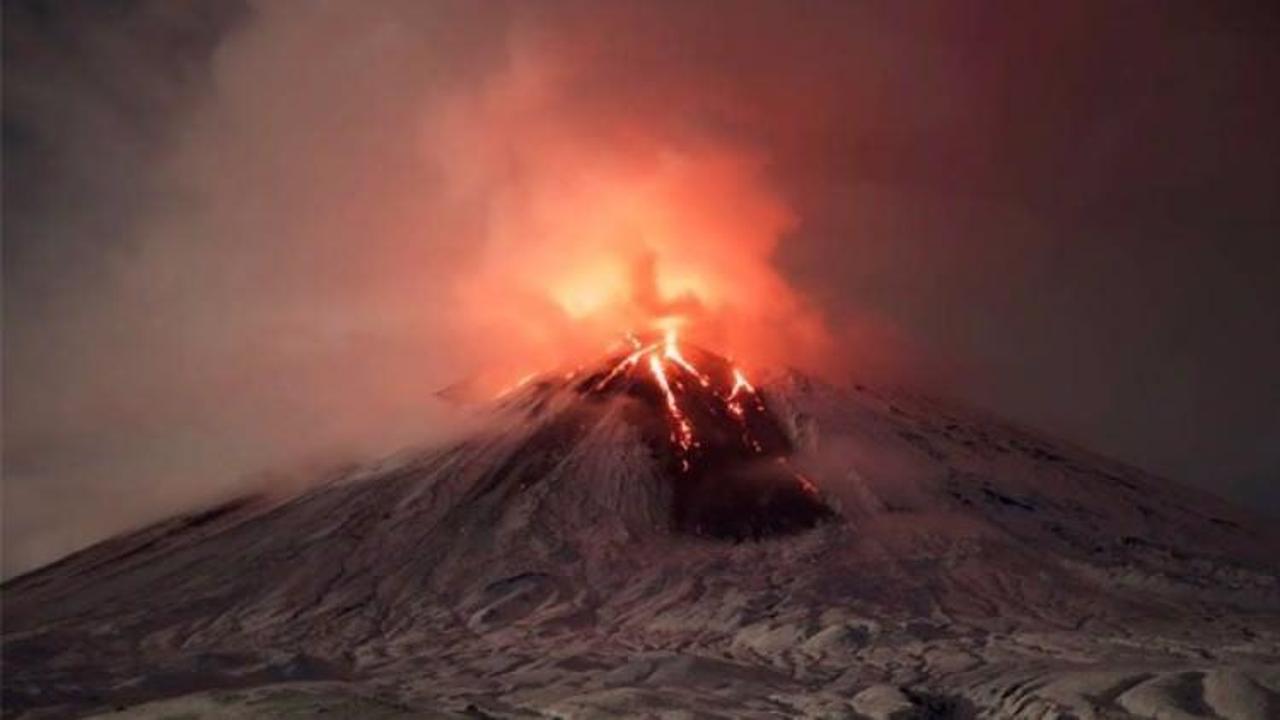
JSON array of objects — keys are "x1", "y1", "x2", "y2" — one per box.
[{"x1": 4, "y1": 348, "x2": 1279, "y2": 719}]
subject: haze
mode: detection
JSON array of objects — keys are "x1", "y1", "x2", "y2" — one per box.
[{"x1": 4, "y1": 0, "x2": 1278, "y2": 577}]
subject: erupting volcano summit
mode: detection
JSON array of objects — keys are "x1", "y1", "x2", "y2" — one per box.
[
  {"x1": 4, "y1": 340, "x2": 1279, "y2": 718},
  {"x1": 533, "y1": 328, "x2": 836, "y2": 539}
]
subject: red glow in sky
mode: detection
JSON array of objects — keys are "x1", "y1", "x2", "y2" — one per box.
[{"x1": 432, "y1": 54, "x2": 831, "y2": 388}]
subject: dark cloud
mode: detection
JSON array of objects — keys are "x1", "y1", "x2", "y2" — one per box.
[{"x1": 4, "y1": 0, "x2": 1278, "y2": 577}]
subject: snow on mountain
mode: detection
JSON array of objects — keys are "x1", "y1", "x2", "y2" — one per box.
[{"x1": 4, "y1": 344, "x2": 1278, "y2": 719}]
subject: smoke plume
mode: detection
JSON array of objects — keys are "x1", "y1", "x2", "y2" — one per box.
[{"x1": 5, "y1": 1, "x2": 1279, "y2": 576}]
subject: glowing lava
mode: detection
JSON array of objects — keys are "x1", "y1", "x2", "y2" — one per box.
[
  {"x1": 727, "y1": 367, "x2": 762, "y2": 419},
  {"x1": 729, "y1": 367, "x2": 754, "y2": 398},
  {"x1": 663, "y1": 328, "x2": 711, "y2": 388},
  {"x1": 648, "y1": 353, "x2": 696, "y2": 469},
  {"x1": 504, "y1": 327, "x2": 835, "y2": 539},
  {"x1": 598, "y1": 327, "x2": 737, "y2": 461},
  {"x1": 588, "y1": 327, "x2": 782, "y2": 474}
]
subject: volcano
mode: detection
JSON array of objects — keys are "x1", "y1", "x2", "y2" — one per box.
[
  {"x1": 4, "y1": 341, "x2": 1280, "y2": 719},
  {"x1": 563, "y1": 331, "x2": 835, "y2": 540}
]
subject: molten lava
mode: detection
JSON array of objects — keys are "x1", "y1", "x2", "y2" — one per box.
[
  {"x1": 573, "y1": 327, "x2": 833, "y2": 538},
  {"x1": 494, "y1": 325, "x2": 834, "y2": 539},
  {"x1": 594, "y1": 327, "x2": 766, "y2": 465}
]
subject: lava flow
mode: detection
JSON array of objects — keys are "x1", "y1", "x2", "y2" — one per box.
[
  {"x1": 592, "y1": 328, "x2": 761, "y2": 466},
  {"x1": 577, "y1": 327, "x2": 836, "y2": 539}
]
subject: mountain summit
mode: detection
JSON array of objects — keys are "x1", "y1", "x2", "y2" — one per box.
[
  {"x1": 4, "y1": 343, "x2": 1279, "y2": 718},
  {"x1": 517, "y1": 331, "x2": 837, "y2": 539}
]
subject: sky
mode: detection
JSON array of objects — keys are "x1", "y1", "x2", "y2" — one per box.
[{"x1": 4, "y1": 0, "x2": 1279, "y2": 578}]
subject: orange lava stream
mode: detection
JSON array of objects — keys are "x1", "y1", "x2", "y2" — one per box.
[
  {"x1": 783, "y1": 460, "x2": 820, "y2": 496},
  {"x1": 594, "y1": 328, "x2": 765, "y2": 471},
  {"x1": 593, "y1": 348, "x2": 646, "y2": 391},
  {"x1": 648, "y1": 353, "x2": 697, "y2": 469},
  {"x1": 728, "y1": 368, "x2": 755, "y2": 398},
  {"x1": 663, "y1": 328, "x2": 711, "y2": 388},
  {"x1": 588, "y1": 329, "x2": 820, "y2": 498}
]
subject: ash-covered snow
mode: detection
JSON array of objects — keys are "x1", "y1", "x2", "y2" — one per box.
[{"x1": 3, "y1": 365, "x2": 1278, "y2": 719}]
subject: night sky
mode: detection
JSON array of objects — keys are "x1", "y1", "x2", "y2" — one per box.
[{"x1": 4, "y1": 1, "x2": 1279, "y2": 577}]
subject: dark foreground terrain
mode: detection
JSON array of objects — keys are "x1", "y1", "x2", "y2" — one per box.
[{"x1": 4, "y1": 358, "x2": 1279, "y2": 719}]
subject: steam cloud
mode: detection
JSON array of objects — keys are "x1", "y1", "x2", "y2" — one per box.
[{"x1": 5, "y1": 1, "x2": 1278, "y2": 576}]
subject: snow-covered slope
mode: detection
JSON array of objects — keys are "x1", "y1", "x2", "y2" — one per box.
[{"x1": 4, "y1": 353, "x2": 1279, "y2": 719}]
